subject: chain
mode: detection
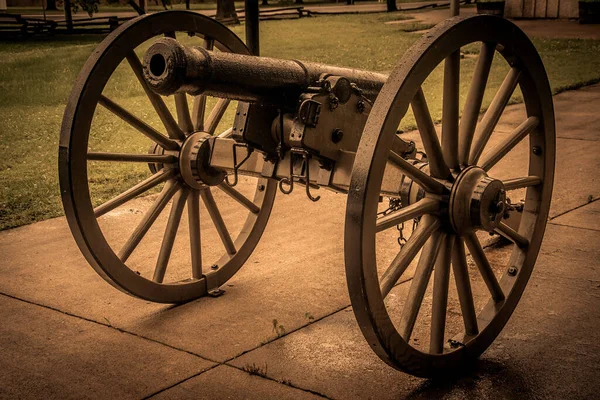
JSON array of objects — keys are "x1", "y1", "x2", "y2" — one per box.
[
  {"x1": 378, "y1": 197, "x2": 421, "y2": 248},
  {"x1": 377, "y1": 197, "x2": 402, "y2": 217}
]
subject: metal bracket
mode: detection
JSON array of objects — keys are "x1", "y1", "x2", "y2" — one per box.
[
  {"x1": 278, "y1": 148, "x2": 321, "y2": 202},
  {"x1": 225, "y1": 143, "x2": 254, "y2": 187},
  {"x1": 298, "y1": 98, "x2": 321, "y2": 127}
]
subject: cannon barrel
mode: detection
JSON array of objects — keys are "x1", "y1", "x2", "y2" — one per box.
[{"x1": 142, "y1": 37, "x2": 387, "y2": 104}]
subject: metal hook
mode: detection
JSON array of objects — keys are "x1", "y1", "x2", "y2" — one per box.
[
  {"x1": 225, "y1": 143, "x2": 253, "y2": 187},
  {"x1": 302, "y1": 153, "x2": 320, "y2": 202},
  {"x1": 277, "y1": 148, "x2": 320, "y2": 202},
  {"x1": 279, "y1": 178, "x2": 293, "y2": 194},
  {"x1": 278, "y1": 149, "x2": 295, "y2": 194}
]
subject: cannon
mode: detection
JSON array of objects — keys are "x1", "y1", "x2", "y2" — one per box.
[{"x1": 59, "y1": 2, "x2": 554, "y2": 377}]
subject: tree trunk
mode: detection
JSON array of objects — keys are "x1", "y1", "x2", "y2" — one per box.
[
  {"x1": 296, "y1": 0, "x2": 304, "y2": 4},
  {"x1": 216, "y1": 0, "x2": 239, "y2": 24},
  {"x1": 63, "y1": 0, "x2": 73, "y2": 31},
  {"x1": 346, "y1": 0, "x2": 354, "y2": 5},
  {"x1": 185, "y1": 0, "x2": 190, "y2": 9},
  {"x1": 386, "y1": 0, "x2": 397, "y2": 12},
  {"x1": 261, "y1": 0, "x2": 268, "y2": 5},
  {"x1": 46, "y1": 0, "x2": 57, "y2": 11},
  {"x1": 128, "y1": 0, "x2": 145, "y2": 15}
]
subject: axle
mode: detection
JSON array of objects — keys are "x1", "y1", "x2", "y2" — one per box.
[{"x1": 142, "y1": 38, "x2": 387, "y2": 104}]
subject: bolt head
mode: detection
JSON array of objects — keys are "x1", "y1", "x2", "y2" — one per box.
[
  {"x1": 211, "y1": 264, "x2": 219, "y2": 270},
  {"x1": 508, "y1": 266, "x2": 518, "y2": 276},
  {"x1": 532, "y1": 146, "x2": 542, "y2": 155}
]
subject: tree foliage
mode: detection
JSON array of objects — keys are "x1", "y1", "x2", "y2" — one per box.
[{"x1": 70, "y1": 0, "x2": 101, "y2": 17}]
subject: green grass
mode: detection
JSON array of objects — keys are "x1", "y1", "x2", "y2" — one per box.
[{"x1": 1, "y1": 12, "x2": 600, "y2": 230}]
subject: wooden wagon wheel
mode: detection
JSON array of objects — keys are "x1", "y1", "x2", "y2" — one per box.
[
  {"x1": 60, "y1": 11, "x2": 277, "y2": 303},
  {"x1": 345, "y1": 15, "x2": 555, "y2": 377}
]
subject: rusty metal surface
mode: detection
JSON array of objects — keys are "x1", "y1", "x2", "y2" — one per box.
[{"x1": 142, "y1": 39, "x2": 387, "y2": 104}]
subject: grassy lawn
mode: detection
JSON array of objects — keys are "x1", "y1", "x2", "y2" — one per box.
[
  {"x1": 1, "y1": 12, "x2": 599, "y2": 230},
  {"x1": 6, "y1": 0, "x2": 436, "y2": 15}
]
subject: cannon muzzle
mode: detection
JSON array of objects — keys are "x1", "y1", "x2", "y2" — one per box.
[{"x1": 143, "y1": 37, "x2": 387, "y2": 104}]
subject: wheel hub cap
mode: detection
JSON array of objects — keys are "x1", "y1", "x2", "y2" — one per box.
[
  {"x1": 179, "y1": 132, "x2": 226, "y2": 189},
  {"x1": 449, "y1": 166, "x2": 506, "y2": 234}
]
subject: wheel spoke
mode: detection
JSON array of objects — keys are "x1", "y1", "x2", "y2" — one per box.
[
  {"x1": 380, "y1": 215, "x2": 441, "y2": 297},
  {"x1": 94, "y1": 169, "x2": 174, "y2": 218},
  {"x1": 480, "y1": 116, "x2": 539, "y2": 171},
  {"x1": 388, "y1": 151, "x2": 446, "y2": 194},
  {"x1": 205, "y1": 98, "x2": 230, "y2": 135},
  {"x1": 153, "y1": 187, "x2": 189, "y2": 283},
  {"x1": 451, "y1": 236, "x2": 479, "y2": 336},
  {"x1": 376, "y1": 197, "x2": 440, "y2": 232},
  {"x1": 188, "y1": 190, "x2": 202, "y2": 279},
  {"x1": 217, "y1": 182, "x2": 260, "y2": 214},
  {"x1": 411, "y1": 88, "x2": 450, "y2": 179},
  {"x1": 118, "y1": 180, "x2": 180, "y2": 262},
  {"x1": 175, "y1": 93, "x2": 194, "y2": 134},
  {"x1": 398, "y1": 231, "x2": 444, "y2": 341},
  {"x1": 192, "y1": 95, "x2": 207, "y2": 132},
  {"x1": 459, "y1": 41, "x2": 495, "y2": 165},
  {"x1": 495, "y1": 222, "x2": 529, "y2": 248},
  {"x1": 442, "y1": 50, "x2": 460, "y2": 170},
  {"x1": 200, "y1": 188, "x2": 236, "y2": 255},
  {"x1": 191, "y1": 37, "x2": 214, "y2": 132},
  {"x1": 98, "y1": 95, "x2": 179, "y2": 151},
  {"x1": 464, "y1": 232, "x2": 505, "y2": 302},
  {"x1": 87, "y1": 152, "x2": 177, "y2": 164},
  {"x1": 126, "y1": 51, "x2": 186, "y2": 140},
  {"x1": 218, "y1": 127, "x2": 234, "y2": 138},
  {"x1": 430, "y1": 234, "x2": 453, "y2": 354},
  {"x1": 504, "y1": 176, "x2": 542, "y2": 191},
  {"x1": 469, "y1": 67, "x2": 521, "y2": 165}
]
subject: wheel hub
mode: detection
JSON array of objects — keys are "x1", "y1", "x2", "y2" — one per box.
[
  {"x1": 179, "y1": 132, "x2": 226, "y2": 189},
  {"x1": 449, "y1": 166, "x2": 506, "y2": 234}
]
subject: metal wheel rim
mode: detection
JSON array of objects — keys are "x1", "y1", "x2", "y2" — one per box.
[
  {"x1": 59, "y1": 11, "x2": 277, "y2": 304},
  {"x1": 345, "y1": 15, "x2": 555, "y2": 376}
]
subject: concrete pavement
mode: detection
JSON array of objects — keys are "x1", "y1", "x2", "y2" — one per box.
[{"x1": 1, "y1": 83, "x2": 599, "y2": 400}]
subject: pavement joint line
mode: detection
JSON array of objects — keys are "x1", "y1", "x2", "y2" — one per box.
[
  {"x1": 220, "y1": 275, "x2": 417, "y2": 365},
  {"x1": 0, "y1": 291, "x2": 219, "y2": 365},
  {"x1": 140, "y1": 301, "x2": 354, "y2": 400},
  {"x1": 141, "y1": 364, "x2": 222, "y2": 400},
  {"x1": 0, "y1": 274, "x2": 415, "y2": 399},
  {"x1": 548, "y1": 221, "x2": 600, "y2": 233},
  {"x1": 0, "y1": 291, "x2": 362, "y2": 399},
  {"x1": 223, "y1": 303, "x2": 353, "y2": 364},
  {"x1": 226, "y1": 363, "x2": 333, "y2": 399},
  {"x1": 549, "y1": 197, "x2": 599, "y2": 221},
  {"x1": 556, "y1": 136, "x2": 600, "y2": 142}
]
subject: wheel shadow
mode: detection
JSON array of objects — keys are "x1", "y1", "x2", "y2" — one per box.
[{"x1": 405, "y1": 359, "x2": 534, "y2": 399}]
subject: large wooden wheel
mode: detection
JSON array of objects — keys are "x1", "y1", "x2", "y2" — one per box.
[
  {"x1": 60, "y1": 11, "x2": 277, "y2": 303},
  {"x1": 345, "y1": 15, "x2": 555, "y2": 377}
]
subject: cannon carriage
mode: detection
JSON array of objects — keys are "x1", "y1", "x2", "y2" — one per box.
[{"x1": 59, "y1": 1, "x2": 554, "y2": 377}]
